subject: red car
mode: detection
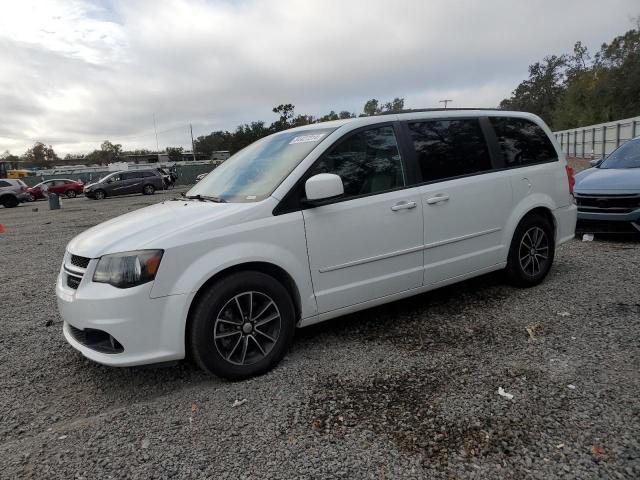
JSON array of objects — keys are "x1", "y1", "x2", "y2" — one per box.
[{"x1": 26, "y1": 179, "x2": 84, "y2": 201}]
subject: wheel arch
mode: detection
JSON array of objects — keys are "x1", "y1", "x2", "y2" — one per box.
[
  {"x1": 184, "y1": 261, "x2": 302, "y2": 356},
  {"x1": 519, "y1": 206, "x2": 557, "y2": 241}
]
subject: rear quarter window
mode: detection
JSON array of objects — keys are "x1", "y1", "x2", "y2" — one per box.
[
  {"x1": 0, "y1": 180, "x2": 11, "y2": 187},
  {"x1": 490, "y1": 117, "x2": 558, "y2": 167}
]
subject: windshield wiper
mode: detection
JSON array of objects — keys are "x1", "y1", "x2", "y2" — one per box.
[{"x1": 182, "y1": 193, "x2": 227, "y2": 203}]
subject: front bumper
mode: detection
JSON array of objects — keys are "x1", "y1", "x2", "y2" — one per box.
[
  {"x1": 576, "y1": 208, "x2": 640, "y2": 233},
  {"x1": 56, "y1": 257, "x2": 191, "y2": 367}
]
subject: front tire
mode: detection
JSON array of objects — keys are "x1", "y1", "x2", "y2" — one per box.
[
  {"x1": 1, "y1": 195, "x2": 19, "y2": 208},
  {"x1": 93, "y1": 189, "x2": 106, "y2": 200},
  {"x1": 505, "y1": 213, "x2": 555, "y2": 287},
  {"x1": 66, "y1": 190, "x2": 77, "y2": 198},
  {"x1": 143, "y1": 184, "x2": 155, "y2": 195},
  {"x1": 189, "y1": 271, "x2": 296, "y2": 380}
]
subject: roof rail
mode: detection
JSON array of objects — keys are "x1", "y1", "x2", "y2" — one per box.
[{"x1": 373, "y1": 107, "x2": 508, "y2": 116}]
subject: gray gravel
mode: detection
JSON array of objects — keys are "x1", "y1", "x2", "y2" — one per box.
[{"x1": 0, "y1": 193, "x2": 639, "y2": 479}]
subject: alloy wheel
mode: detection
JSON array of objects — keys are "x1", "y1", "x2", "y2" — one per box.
[
  {"x1": 213, "y1": 291, "x2": 281, "y2": 366},
  {"x1": 518, "y1": 226, "x2": 549, "y2": 276}
]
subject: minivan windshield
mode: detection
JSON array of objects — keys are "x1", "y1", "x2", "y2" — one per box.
[
  {"x1": 186, "y1": 128, "x2": 335, "y2": 202},
  {"x1": 98, "y1": 172, "x2": 116, "y2": 183},
  {"x1": 600, "y1": 138, "x2": 640, "y2": 169}
]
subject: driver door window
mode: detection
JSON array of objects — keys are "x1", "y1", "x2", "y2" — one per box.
[{"x1": 307, "y1": 125, "x2": 405, "y2": 199}]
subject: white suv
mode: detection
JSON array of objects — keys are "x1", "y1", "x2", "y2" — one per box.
[{"x1": 56, "y1": 110, "x2": 577, "y2": 379}]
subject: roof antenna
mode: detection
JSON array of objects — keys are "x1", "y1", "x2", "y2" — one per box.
[{"x1": 439, "y1": 99, "x2": 453, "y2": 109}]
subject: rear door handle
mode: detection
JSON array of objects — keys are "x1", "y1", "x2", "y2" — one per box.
[
  {"x1": 391, "y1": 201, "x2": 417, "y2": 211},
  {"x1": 426, "y1": 194, "x2": 450, "y2": 205}
]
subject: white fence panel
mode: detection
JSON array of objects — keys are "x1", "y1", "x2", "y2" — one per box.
[{"x1": 554, "y1": 115, "x2": 640, "y2": 159}]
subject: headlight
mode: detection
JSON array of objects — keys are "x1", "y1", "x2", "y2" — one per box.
[{"x1": 93, "y1": 250, "x2": 163, "y2": 288}]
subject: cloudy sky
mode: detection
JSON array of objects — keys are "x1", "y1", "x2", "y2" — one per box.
[{"x1": 0, "y1": 0, "x2": 638, "y2": 155}]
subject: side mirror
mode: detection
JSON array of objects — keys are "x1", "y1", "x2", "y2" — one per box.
[
  {"x1": 304, "y1": 173, "x2": 344, "y2": 203},
  {"x1": 590, "y1": 159, "x2": 603, "y2": 168}
]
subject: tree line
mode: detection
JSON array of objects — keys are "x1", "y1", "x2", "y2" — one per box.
[
  {"x1": 500, "y1": 20, "x2": 640, "y2": 130},
  {"x1": 193, "y1": 98, "x2": 404, "y2": 157}
]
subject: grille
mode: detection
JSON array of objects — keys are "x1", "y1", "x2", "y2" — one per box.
[
  {"x1": 575, "y1": 194, "x2": 640, "y2": 214},
  {"x1": 67, "y1": 275, "x2": 81, "y2": 289},
  {"x1": 68, "y1": 325, "x2": 124, "y2": 354},
  {"x1": 70, "y1": 254, "x2": 91, "y2": 269}
]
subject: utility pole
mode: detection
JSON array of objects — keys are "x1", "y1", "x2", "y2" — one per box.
[
  {"x1": 439, "y1": 99, "x2": 453, "y2": 109},
  {"x1": 153, "y1": 113, "x2": 160, "y2": 162},
  {"x1": 190, "y1": 123, "x2": 196, "y2": 161}
]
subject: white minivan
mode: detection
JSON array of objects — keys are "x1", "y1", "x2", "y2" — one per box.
[{"x1": 56, "y1": 110, "x2": 577, "y2": 379}]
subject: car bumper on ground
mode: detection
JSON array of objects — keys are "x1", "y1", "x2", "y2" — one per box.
[
  {"x1": 56, "y1": 263, "x2": 191, "y2": 367},
  {"x1": 17, "y1": 193, "x2": 30, "y2": 203}
]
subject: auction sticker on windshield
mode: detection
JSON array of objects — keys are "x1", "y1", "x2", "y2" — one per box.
[{"x1": 289, "y1": 134, "x2": 325, "y2": 144}]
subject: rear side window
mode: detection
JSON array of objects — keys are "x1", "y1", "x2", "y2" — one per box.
[
  {"x1": 307, "y1": 125, "x2": 405, "y2": 198},
  {"x1": 490, "y1": 117, "x2": 557, "y2": 167},
  {"x1": 408, "y1": 119, "x2": 492, "y2": 182},
  {"x1": 0, "y1": 180, "x2": 10, "y2": 187}
]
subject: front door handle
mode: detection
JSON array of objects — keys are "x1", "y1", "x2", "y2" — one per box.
[
  {"x1": 391, "y1": 201, "x2": 417, "y2": 211},
  {"x1": 426, "y1": 194, "x2": 450, "y2": 205}
]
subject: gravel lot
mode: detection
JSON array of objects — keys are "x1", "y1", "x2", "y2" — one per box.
[{"x1": 1, "y1": 192, "x2": 639, "y2": 479}]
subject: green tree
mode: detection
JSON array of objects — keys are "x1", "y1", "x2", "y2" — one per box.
[
  {"x1": 363, "y1": 99, "x2": 380, "y2": 116},
  {"x1": 381, "y1": 97, "x2": 405, "y2": 113},
  {"x1": 271, "y1": 104, "x2": 296, "y2": 132},
  {"x1": 499, "y1": 55, "x2": 567, "y2": 125},
  {"x1": 166, "y1": 147, "x2": 184, "y2": 162},
  {"x1": 22, "y1": 142, "x2": 58, "y2": 166},
  {"x1": 0, "y1": 150, "x2": 20, "y2": 163}
]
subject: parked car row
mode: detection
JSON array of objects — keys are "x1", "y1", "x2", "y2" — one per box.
[{"x1": 1, "y1": 170, "x2": 175, "y2": 207}]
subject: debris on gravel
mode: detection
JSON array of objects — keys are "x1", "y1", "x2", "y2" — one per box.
[{"x1": 0, "y1": 193, "x2": 639, "y2": 479}]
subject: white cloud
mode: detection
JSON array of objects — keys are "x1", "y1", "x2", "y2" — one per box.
[{"x1": 0, "y1": 0, "x2": 638, "y2": 155}]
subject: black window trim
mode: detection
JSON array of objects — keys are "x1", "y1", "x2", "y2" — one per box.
[
  {"x1": 273, "y1": 121, "x2": 414, "y2": 215},
  {"x1": 484, "y1": 115, "x2": 560, "y2": 171},
  {"x1": 272, "y1": 114, "x2": 559, "y2": 216}
]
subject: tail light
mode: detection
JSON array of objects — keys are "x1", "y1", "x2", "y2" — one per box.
[{"x1": 565, "y1": 165, "x2": 575, "y2": 194}]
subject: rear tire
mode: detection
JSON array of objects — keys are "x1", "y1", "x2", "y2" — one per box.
[
  {"x1": 505, "y1": 213, "x2": 555, "y2": 287},
  {"x1": 189, "y1": 271, "x2": 296, "y2": 380}
]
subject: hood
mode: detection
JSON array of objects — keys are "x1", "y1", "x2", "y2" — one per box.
[
  {"x1": 574, "y1": 167, "x2": 640, "y2": 194},
  {"x1": 67, "y1": 199, "x2": 258, "y2": 258}
]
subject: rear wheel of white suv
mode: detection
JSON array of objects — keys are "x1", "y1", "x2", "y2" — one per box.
[
  {"x1": 506, "y1": 213, "x2": 555, "y2": 287},
  {"x1": 189, "y1": 271, "x2": 296, "y2": 380}
]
